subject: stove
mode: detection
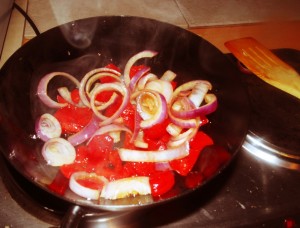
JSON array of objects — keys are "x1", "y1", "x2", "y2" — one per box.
[{"x1": 1, "y1": 48, "x2": 300, "y2": 227}]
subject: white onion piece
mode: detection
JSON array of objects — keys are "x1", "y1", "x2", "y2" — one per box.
[
  {"x1": 145, "y1": 79, "x2": 173, "y2": 103},
  {"x1": 42, "y1": 138, "x2": 76, "y2": 166},
  {"x1": 79, "y1": 68, "x2": 121, "y2": 107},
  {"x1": 160, "y1": 70, "x2": 177, "y2": 81},
  {"x1": 168, "y1": 127, "x2": 198, "y2": 148},
  {"x1": 137, "y1": 73, "x2": 158, "y2": 91},
  {"x1": 87, "y1": 124, "x2": 132, "y2": 144},
  {"x1": 36, "y1": 113, "x2": 62, "y2": 142},
  {"x1": 118, "y1": 141, "x2": 189, "y2": 162},
  {"x1": 166, "y1": 123, "x2": 182, "y2": 137},
  {"x1": 100, "y1": 176, "x2": 151, "y2": 200},
  {"x1": 133, "y1": 130, "x2": 148, "y2": 149},
  {"x1": 37, "y1": 72, "x2": 80, "y2": 108},
  {"x1": 136, "y1": 90, "x2": 167, "y2": 129},
  {"x1": 69, "y1": 172, "x2": 109, "y2": 200},
  {"x1": 172, "y1": 80, "x2": 212, "y2": 102},
  {"x1": 188, "y1": 82, "x2": 211, "y2": 107},
  {"x1": 57, "y1": 87, "x2": 84, "y2": 107},
  {"x1": 123, "y1": 50, "x2": 158, "y2": 87}
]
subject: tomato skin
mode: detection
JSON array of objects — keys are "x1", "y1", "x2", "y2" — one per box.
[
  {"x1": 149, "y1": 170, "x2": 175, "y2": 197},
  {"x1": 169, "y1": 131, "x2": 213, "y2": 176}
]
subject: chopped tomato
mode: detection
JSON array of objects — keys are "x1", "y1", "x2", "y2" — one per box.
[
  {"x1": 48, "y1": 170, "x2": 70, "y2": 195},
  {"x1": 169, "y1": 131, "x2": 213, "y2": 176},
  {"x1": 54, "y1": 105, "x2": 93, "y2": 134},
  {"x1": 103, "y1": 96, "x2": 123, "y2": 117},
  {"x1": 120, "y1": 103, "x2": 136, "y2": 131},
  {"x1": 149, "y1": 170, "x2": 175, "y2": 197},
  {"x1": 143, "y1": 118, "x2": 171, "y2": 140},
  {"x1": 123, "y1": 162, "x2": 156, "y2": 177},
  {"x1": 184, "y1": 171, "x2": 203, "y2": 189}
]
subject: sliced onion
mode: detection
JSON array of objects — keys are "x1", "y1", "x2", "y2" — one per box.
[
  {"x1": 171, "y1": 94, "x2": 218, "y2": 119},
  {"x1": 188, "y1": 81, "x2": 211, "y2": 107},
  {"x1": 69, "y1": 172, "x2": 109, "y2": 200},
  {"x1": 129, "y1": 66, "x2": 151, "y2": 91},
  {"x1": 87, "y1": 123, "x2": 132, "y2": 144},
  {"x1": 37, "y1": 72, "x2": 80, "y2": 108},
  {"x1": 118, "y1": 141, "x2": 189, "y2": 162},
  {"x1": 136, "y1": 90, "x2": 167, "y2": 129},
  {"x1": 57, "y1": 87, "x2": 84, "y2": 107},
  {"x1": 35, "y1": 113, "x2": 62, "y2": 142},
  {"x1": 136, "y1": 73, "x2": 158, "y2": 91},
  {"x1": 79, "y1": 68, "x2": 121, "y2": 107},
  {"x1": 172, "y1": 80, "x2": 212, "y2": 102},
  {"x1": 160, "y1": 70, "x2": 177, "y2": 81},
  {"x1": 100, "y1": 176, "x2": 151, "y2": 200},
  {"x1": 90, "y1": 82, "x2": 129, "y2": 126},
  {"x1": 123, "y1": 50, "x2": 158, "y2": 86},
  {"x1": 168, "y1": 127, "x2": 198, "y2": 148},
  {"x1": 68, "y1": 116, "x2": 100, "y2": 146},
  {"x1": 42, "y1": 138, "x2": 76, "y2": 166},
  {"x1": 168, "y1": 109, "x2": 198, "y2": 128},
  {"x1": 145, "y1": 79, "x2": 173, "y2": 103}
]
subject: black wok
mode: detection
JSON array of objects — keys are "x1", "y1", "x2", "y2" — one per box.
[{"x1": 0, "y1": 16, "x2": 249, "y2": 223}]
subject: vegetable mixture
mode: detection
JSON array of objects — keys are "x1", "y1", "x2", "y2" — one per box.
[{"x1": 36, "y1": 50, "x2": 225, "y2": 201}]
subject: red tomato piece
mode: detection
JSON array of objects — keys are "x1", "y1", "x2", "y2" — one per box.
[
  {"x1": 169, "y1": 131, "x2": 213, "y2": 176},
  {"x1": 123, "y1": 162, "x2": 156, "y2": 177},
  {"x1": 120, "y1": 103, "x2": 136, "y2": 131},
  {"x1": 184, "y1": 171, "x2": 204, "y2": 189},
  {"x1": 149, "y1": 170, "x2": 175, "y2": 197},
  {"x1": 48, "y1": 170, "x2": 70, "y2": 195},
  {"x1": 143, "y1": 118, "x2": 171, "y2": 140},
  {"x1": 103, "y1": 96, "x2": 123, "y2": 117}
]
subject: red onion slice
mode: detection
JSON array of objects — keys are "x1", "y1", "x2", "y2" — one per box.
[
  {"x1": 68, "y1": 116, "x2": 100, "y2": 146},
  {"x1": 87, "y1": 123, "x2": 132, "y2": 144},
  {"x1": 136, "y1": 90, "x2": 167, "y2": 129},
  {"x1": 118, "y1": 141, "x2": 189, "y2": 162},
  {"x1": 123, "y1": 50, "x2": 158, "y2": 86},
  {"x1": 69, "y1": 172, "x2": 109, "y2": 200},
  {"x1": 37, "y1": 72, "x2": 80, "y2": 108},
  {"x1": 129, "y1": 66, "x2": 151, "y2": 91},
  {"x1": 136, "y1": 73, "x2": 158, "y2": 91},
  {"x1": 79, "y1": 68, "x2": 121, "y2": 107},
  {"x1": 42, "y1": 138, "x2": 76, "y2": 166},
  {"x1": 35, "y1": 113, "x2": 62, "y2": 142},
  {"x1": 171, "y1": 94, "x2": 218, "y2": 119},
  {"x1": 100, "y1": 176, "x2": 151, "y2": 200},
  {"x1": 145, "y1": 79, "x2": 174, "y2": 103}
]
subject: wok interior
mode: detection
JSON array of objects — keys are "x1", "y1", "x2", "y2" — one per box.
[{"x1": 0, "y1": 16, "x2": 249, "y2": 210}]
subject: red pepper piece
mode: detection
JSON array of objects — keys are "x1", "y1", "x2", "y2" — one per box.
[
  {"x1": 149, "y1": 170, "x2": 175, "y2": 197},
  {"x1": 169, "y1": 131, "x2": 213, "y2": 176}
]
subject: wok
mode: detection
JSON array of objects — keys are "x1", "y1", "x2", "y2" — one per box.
[{"x1": 0, "y1": 16, "x2": 249, "y2": 224}]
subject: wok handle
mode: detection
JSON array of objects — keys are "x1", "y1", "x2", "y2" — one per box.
[{"x1": 60, "y1": 205, "x2": 142, "y2": 228}]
